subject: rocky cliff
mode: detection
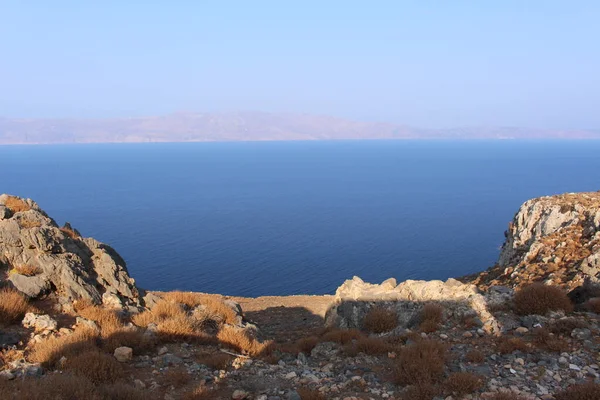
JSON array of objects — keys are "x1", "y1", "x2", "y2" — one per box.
[
  {"x1": 471, "y1": 191, "x2": 600, "y2": 292},
  {"x1": 0, "y1": 194, "x2": 144, "y2": 309}
]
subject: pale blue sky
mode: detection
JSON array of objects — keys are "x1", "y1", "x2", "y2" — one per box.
[{"x1": 1, "y1": 1, "x2": 598, "y2": 128}]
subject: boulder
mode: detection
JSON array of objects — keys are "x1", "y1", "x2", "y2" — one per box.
[{"x1": 114, "y1": 346, "x2": 133, "y2": 362}]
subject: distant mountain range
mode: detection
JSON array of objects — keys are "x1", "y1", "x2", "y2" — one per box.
[{"x1": 0, "y1": 112, "x2": 598, "y2": 144}]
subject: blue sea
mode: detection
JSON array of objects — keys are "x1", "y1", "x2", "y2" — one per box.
[{"x1": 1, "y1": 141, "x2": 599, "y2": 296}]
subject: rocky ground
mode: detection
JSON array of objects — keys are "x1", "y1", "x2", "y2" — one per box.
[{"x1": 2, "y1": 192, "x2": 600, "y2": 399}]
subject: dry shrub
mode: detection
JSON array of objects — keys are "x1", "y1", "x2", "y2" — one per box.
[
  {"x1": 0, "y1": 373, "x2": 101, "y2": 400},
  {"x1": 461, "y1": 316, "x2": 480, "y2": 329},
  {"x1": 550, "y1": 317, "x2": 588, "y2": 335},
  {"x1": 197, "y1": 352, "x2": 231, "y2": 370},
  {"x1": 444, "y1": 372, "x2": 484, "y2": 395},
  {"x1": 513, "y1": 283, "x2": 574, "y2": 315},
  {"x1": 533, "y1": 327, "x2": 569, "y2": 353},
  {"x1": 401, "y1": 384, "x2": 440, "y2": 400},
  {"x1": 420, "y1": 303, "x2": 443, "y2": 324},
  {"x1": 12, "y1": 264, "x2": 42, "y2": 276},
  {"x1": 157, "y1": 315, "x2": 212, "y2": 343},
  {"x1": 0, "y1": 348, "x2": 23, "y2": 368},
  {"x1": 296, "y1": 336, "x2": 320, "y2": 354},
  {"x1": 344, "y1": 336, "x2": 391, "y2": 356},
  {"x1": 182, "y1": 385, "x2": 220, "y2": 400},
  {"x1": 133, "y1": 299, "x2": 187, "y2": 327},
  {"x1": 99, "y1": 383, "x2": 147, "y2": 400},
  {"x1": 555, "y1": 381, "x2": 600, "y2": 400},
  {"x1": 393, "y1": 340, "x2": 448, "y2": 385},
  {"x1": 297, "y1": 386, "x2": 326, "y2": 400},
  {"x1": 161, "y1": 366, "x2": 191, "y2": 387},
  {"x1": 18, "y1": 218, "x2": 41, "y2": 228},
  {"x1": 465, "y1": 349, "x2": 485, "y2": 363},
  {"x1": 419, "y1": 319, "x2": 441, "y2": 333},
  {"x1": 217, "y1": 325, "x2": 272, "y2": 356},
  {"x1": 362, "y1": 307, "x2": 398, "y2": 333},
  {"x1": 321, "y1": 328, "x2": 363, "y2": 344},
  {"x1": 63, "y1": 349, "x2": 122, "y2": 384},
  {"x1": 29, "y1": 327, "x2": 99, "y2": 367},
  {"x1": 4, "y1": 196, "x2": 31, "y2": 213},
  {"x1": 103, "y1": 328, "x2": 155, "y2": 354},
  {"x1": 163, "y1": 292, "x2": 238, "y2": 325},
  {"x1": 60, "y1": 227, "x2": 79, "y2": 239},
  {"x1": 497, "y1": 336, "x2": 530, "y2": 354},
  {"x1": 585, "y1": 297, "x2": 600, "y2": 313},
  {"x1": 0, "y1": 287, "x2": 29, "y2": 326},
  {"x1": 75, "y1": 300, "x2": 123, "y2": 335}
]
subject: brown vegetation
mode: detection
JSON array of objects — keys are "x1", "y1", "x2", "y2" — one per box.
[
  {"x1": 393, "y1": 340, "x2": 448, "y2": 385},
  {"x1": 497, "y1": 336, "x2": 530, "y2": 354},
  {"x1": 162, "y1": 292, "x2": 238, "y2": 325},
  {"x1": 4, "y1": 196, "x2": 31, "y2": 213},
  {"x1": 400, "y1": 384, "x2": 440, "y2": 400},
  {"x1": 0, "y1": 287, "x2": 30, "y2": 326},
  {"x1": 362, "y1": 307, "x2": 398, "y2": 333},
  {"x1": 29, "y1": 327, "x2": 99, "y2": 367},
  {"x1": 513, "y1": 283, "x2": 573, "y2": 315},
  {"x1": 0, "y1": 373, "x2": 101, "y2": 400},
  {"x1": 161, "y1": 367, "x2": 191, "y2": 387},
  {"x1": 444, "y1": 372, "x2": 484, "y2": 395},
  {"x1": 465, "y1": 349, "x2": 485, "y2": 363},
  {"x1": 585, "y1": 297, "x2": 600, "y2": 313},
  {"x1": 60, "y1": 226, "x2": 79, "y2": 239},
  {"x1": 344, "y1": 336, "x2": 391, "y2": 356},
  {"x1": 62, "y1": 349, "x2": 123, "y2": 384},
  {"x1": 216, "y1": 325, "x2": 273, "y2": 357},
  {"x1": 75, "y1": 300, "x2": 123, "y2": 336},
  {"x1": 488, "y1": 393, "x2": 527, "y2": 400},
  {"x1": 12, "y1": 264, "x2": 42, "y2": 276},
  {"x1": 533, "y1": 327, "x2": 569, "y2": 353},
  {"x1": 196, "y1": 352, "x2": 232, "y2": 370},
  {"x1": 555, "y1": 381, "x2": 600, "y2": 400},
  {"x1": 321, "y1": 328, "x2": 363, "y2": 344},
  {"x1": 297, "y1": 386, "x2": 326, "y2": 400},
  {"x1": 18, "y1": 218, "x2": 41, "y2": 228}
]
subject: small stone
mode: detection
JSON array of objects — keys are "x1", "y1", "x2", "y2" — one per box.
[
  {"x1": 134, "y1": 379, "x2": 146, "y2": 389},
  {"x1": 114, "y1": 346, "x2": 133, "y2": 362},
  {"x1": 463, "y1": 331, "x2": 473, "y2": 338},
  {"x1": 285, "y1": 371, "x2": 297, "y2": 379},
  {"x1": 569, "y1": 364, "x2": 581, "y2": 371},
  {"x1": 439, "y1": 334, "x2": 448, "y2": 339},
  {"x1": 232, "y1": 389, "x2": 248, "y2": 399},
  {"x1": 158, "y1": 346, "x2": 169, "y2": 356},
  {"x1": 515, "y1": 327, "x2": 529, "y2": 334}
]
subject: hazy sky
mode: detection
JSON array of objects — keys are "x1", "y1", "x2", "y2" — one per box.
[{"x1": 1, "y1": 1, "x2": 598, "y2": 128}]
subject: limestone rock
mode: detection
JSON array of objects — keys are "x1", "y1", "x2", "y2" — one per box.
[
  {"x1": 0, "y1": 194, "x2": 143, "y2": 309},
  {"x1": 114, "y1": 346, "x2": 133, "y2": 362},
  {"x1": 22, "y1": 313, "x2": 58, "y2": 332}
]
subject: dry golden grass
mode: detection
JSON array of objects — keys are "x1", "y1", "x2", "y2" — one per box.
[
  {"x1": 444, "y1": 372, "x2": 484, "y2": 395},
  {"x1": 362, "y1": 307, "x2": 398, "y2": 333},
  {"x1": 133, "y1": 300, "x2": 187, "y2": 327},
  {"x1": 555, "y1": 381, "x2": 600, "y2": 400},
  {"x1": 60, "y1": 226, "x2": 79, "y2": 239},
  {"x1": 18, "y1": 218, "x2": 41, "y2": 228},
  {"x1": 585, "y1": 297, "x2": 600, "y2": 313},
  {"x1": 4, "y1": 196, "x2": 31, "y2": 213},
  {"x1": 321, "y1": 328, "x2": 364, "y2": 344},
  {"x1": 0, "y1": 348, "x2": 23, "y2": 368},
  {"x1": 12, "y1": 264, "x2": 42, "y2": 276},
  {"x1": 197, "y1": 352, "x2": 232, "y2": 370},
  {"x1": 162, "y1": 292, "x2": 239, "y2": 325},
  {"x1": 0, "y1": 287, "x2": 30, "y2": 326},
  {"x1": 217, "y1": 325, "x2": 272, "y2": 357},
  {"x1": 513, "y1": 283, "x2": 574, "y2": 315},
  {"x1": 465, "y1": 349, "x2": 485, "y2": 363},
  {"x1": 181, "y1": 385, "x2": 221, "y2": 400},
  {"x1": 63, "y1": 349, "x2": 123, "y2": 384},
  {"x1": 29, "y1": 326, "x2": 99, "y2": 367},
  {"x1": 393, "y1": 340, "x2": 448, "y2": 385},
  {"x1": 75, "y1": 300, "x2": 124, "y2": 336},
  {"x1": 497, "y1": 336, "x2": 530, "y2": 354},
  {"x1": 161, "y1": 367, "x2": 192, "y2": 387},
  {"x1": 297, "y1": 387, "x2": 326, "y2": 400}
]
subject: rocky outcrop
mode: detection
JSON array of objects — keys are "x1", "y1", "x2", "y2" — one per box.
[
  {"x1": 325, "y1": 276, "x2": 501, "y2": 334},
  {"x1": 0, "y1": 194, "x2": 143, "y2": 309},
  {"x1": 472, "y1": 191, "x2": 600, "y2": 291}
]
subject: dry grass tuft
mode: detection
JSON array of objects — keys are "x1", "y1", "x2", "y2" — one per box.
[
  {"x1": 0, "y1": 288, "x2": 30, "y2": 326},
  {"x1": 362, "y1": 307, "x2": 398, "y2": 333},
  {"x1": 0, "y1": 373, "x2": 101, "y2": 400},
  {"x1": 393, "y1": 340, "x2": 448, "y2": 385},
  {"x1": 75, "y1": 300, "x2": 124, "y2": 336},
  {"x1": 444, "y1": 372, "x2": 484, "y2": 395},
  {"x1": 63, "y1": 349, "x2": 122, "y2": 384},
  {"x1": 28, "y1": 326, "x2": 99, "y2": 367},
  {"x1": 497, "y1": 336, "x2": 530, "y2": 354},
  {"x1": 297, "y1": 387, "x2": 326, "y2": 400},
  {"x1": 321, "y1": 328, "x2": 364, "y2": 344},
  {"x1": 513, "y1": 283, "x2": 573, "y2": 315},
  {"x1": 163, "y1": 292, "x2": 239, "y2": 325},
  {"x1": 197, "y1": 352, "x2": 232, "y2": 370},
  {"x1": 0, "y1": 348, "x2": 23, "y2": 368},
  {"x1": 217, "y1": 325, "x2": 272, "y2": 357},
  {"x1": 295, "y1": 336, "x2": 320, "y2": 354},
  {"x1": 585, "y1": 297, "x2": 600, "y2": 313},
  {"x1": 18, "y1": 218, "x2": 41, "y2": 228},
  {"x1": 161, "y1": 366, "x2": 192, "y2": 387},
  {"x1": 4, "y1": 196, "x2": 31, "y2": 213},
  {"x1": 181, "y1": 385, "x2": 220, "y2": 400},
  {"x1": 11, "y1": 264, "x2": 42, "y2": 276},
  {"x1": 465, "y1": 349, "x2": 485, "y2": 363},
  {"x1": 554, "y1": 381, "x2": 600, "y2": 400},
  {"x1": 60, "y1": 226, "x2": 79, "y2": 239}
]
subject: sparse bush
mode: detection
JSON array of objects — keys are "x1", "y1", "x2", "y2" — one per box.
[
  {"x1": 444, "y1": 372, "x2": 484, "y2": 395},
  {"x1": 217, "y1": 325, "x2": 272, "y2": 356},
  {"x1": 555, "y1": 381, "x2": 600, "y2": 400},
  {"x1": 0, "y1": 287, "x2": 29, "y2": 326},
  {"x1": 63, "y1": 349, "x2": 122, "y2": 384},
  {"x1": 585, "y1": 297, "x2": 600, "y2": 313},
  {"x1": 362, "y1": 307, "x2": 398, "y2": 333},
  {"x1": 465, "y1": 349, "x2": 485, "y2": 363},
  {"x1": 162, "y1": 292, "x2": 239, "y2": 325},
  {"x1": 161, "y1": 367, "x2": 191, "y2": 387},
  {"x1": 549, "y1": 317, "x2": 588, "y2": 335},
  {"x1": 497, "y1": 336, "x2": 530, "y2": 354},
  {"x1": 4, "y1": 196, "x2": 31, "y2": 213},
  {"x1": 197, "y1": 352, "x2": 231, "y2": 370},
  {"x1": 60, "y1": 226, "x2": 79, "y2": 239},
  {"x1": 344, "y1": 336, "x2": 391, "y2": 356},
  {"x1": 11, "y1": 264, "x2": 42, "y2": 276},
  {"x1": 400, "y1": 384, "x2": 440, "y2": 400},
  {"x1": 393, "y1": 340, "x2": 448, "y2": 385},
  {"x1": 297, "y1": 387, "x2": 326, "y2": 400},
  {"x1": 513, "y1": 283, "x2": 573, "y2": 315},
  {"x1": 533, "y1": 327, "x2": 569, "y2": 352},
  {"x1": 296, "y1": 336, "x2": 320, "y2": 354},
  {"x1": 420, "y1": 303, "x2": 443, "y2": 324},
  {"x1": 321, "y1": 328, "x2": 363, "y2": 344},
  {"x1": 18, "y1": 218, "x2": 41, "y2": 228}
]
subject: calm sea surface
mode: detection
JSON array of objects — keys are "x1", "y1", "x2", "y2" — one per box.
[{"x1": 1, "y1": 141, "x2": 599, "y2": 296}]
